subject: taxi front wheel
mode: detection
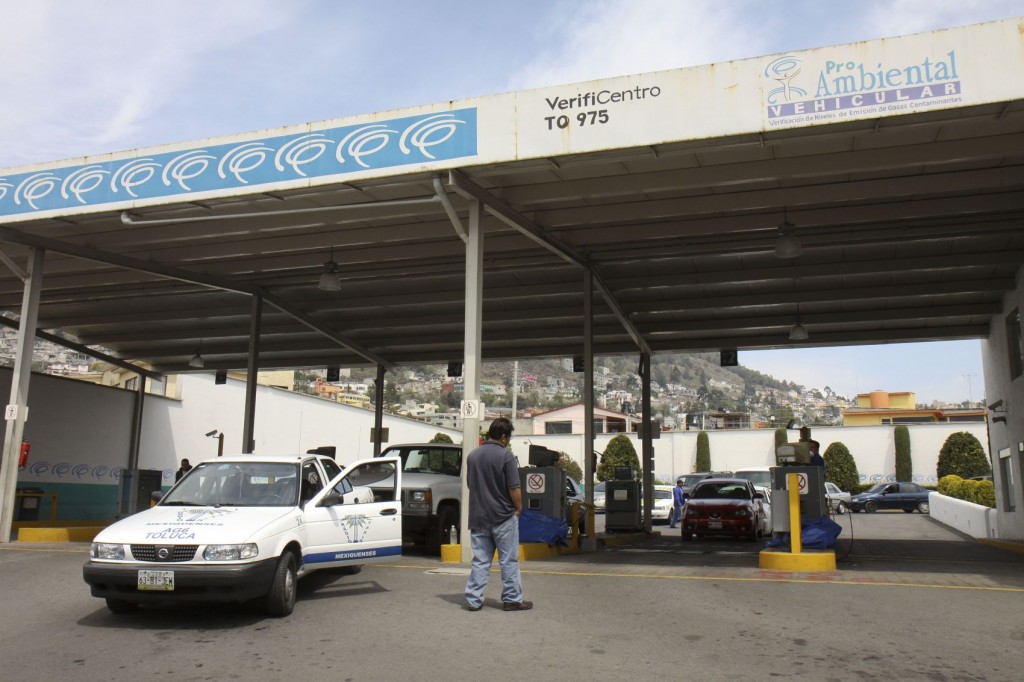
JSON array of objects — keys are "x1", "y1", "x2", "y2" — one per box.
[{"x1": 266, "y1": 552, "x2": 297, "y2": 617}]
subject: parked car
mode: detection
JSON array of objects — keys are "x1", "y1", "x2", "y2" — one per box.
[
  {"x1": 647, "y1": 485, "x2": 674, "y2": 524},
  {"x1": 83, "y1": 453, "x2": 402, "y2": 617},
  {"x1": 592, "y1": 481, "x2": 606, "y2": 513},
  {"x1": 849, "y1": 481, "x2": 930, "y2": 513},
  {"x1": 733, "y1": 467, "x2": 773, "y2": 531},
  {"x1": 825, "y1": 481, "x2": 852, "y2": 514},
  {"x1": 679, "y1": 478, "x2": 767, "y2": 542},
  {"x1": 677, "y1": 471, "x2": 734, "y2": 497}
]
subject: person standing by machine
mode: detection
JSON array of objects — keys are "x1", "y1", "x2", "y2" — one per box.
[
  {"x1": 669, "y1": 477, "x2": 686, "y2": 528},
  {"x1": 463, "y1": 418, "x2": 532, "y2": 612}
]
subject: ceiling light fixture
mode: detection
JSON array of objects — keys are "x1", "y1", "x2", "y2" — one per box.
[
  {"x1": 789, "y1": 317, "x2": 809, "y2": 341},
  {"x1": 318, "y1": 246, "x2": 341, "y2": 291},
  {"x1": 774, "y1": 220, "x2": 802, "y2": 259},
  {"x1": 189, "y1": 335, "x2": 205, "y2": 368}
]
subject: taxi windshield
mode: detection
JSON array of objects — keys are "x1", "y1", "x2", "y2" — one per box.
[{"x1": 164, "y1": 462, "x2": 300, "y2": 507}]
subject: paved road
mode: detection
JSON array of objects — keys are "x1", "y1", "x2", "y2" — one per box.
[{"x1": 1, "y1": 513, "x2": 1022, "y2": 681}]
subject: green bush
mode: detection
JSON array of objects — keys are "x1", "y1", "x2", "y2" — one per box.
[
  {"x1": 557, "y1": 452, "x2": 583, "y2": 482},
  {"x1": 597, "y1": 434, "x2": 640, "y2": 482},
  {"x1": 958, "y1": 478, "x2": 980, "y2": 503},
  {"x1": 936, "y1": 473, "x2": 995, "y2": 508},
  {"x1": 429, "y1": 432, "x2": 454, "y2": 444},
  {"x1": 823, "y1": 441, "x2": 859, "y2": 492},
  {"x1": 774, "y1": 428, "x2": 788, "y2": 450},
  {"x1": 695, "y1": 431, "x2": 711, "y2": 472},
  {"x1": 894, "y1": 425, "x2": 912, "y2": 482},
  {"x1": 974, "y1": 480, "x2": 996, "y2": 507},
  {"x1": 937, "y1": 475, "x2": 961, "y2": 496},
  {"x1": 937, "y1": 432, "x2": 992, "y2": 479}
]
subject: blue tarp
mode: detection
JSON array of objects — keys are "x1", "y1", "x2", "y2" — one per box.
[
  {"x1": 518, "y1": 509, "x2": 569, "y2": 546},
  {"x1": 764, "y1": 515, "x2": 843, "y2": 550}
]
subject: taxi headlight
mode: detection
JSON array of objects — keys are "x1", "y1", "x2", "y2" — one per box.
[
  {"x1": 91, "y1": 543, "x2": 125, "y2": 560},
  {"x1": 203, "y1": 544, "x2": 259, "y2": 561}
]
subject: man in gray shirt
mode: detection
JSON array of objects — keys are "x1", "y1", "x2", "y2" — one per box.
[{"x1": 463, "y1": 417, "x2": 532, "y2": 611}]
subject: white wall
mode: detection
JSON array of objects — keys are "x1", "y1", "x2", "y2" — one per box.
[
  {"x1": 510, "y1": 423, "x2": 990, "y2": 486},
  {"x1": 980, "y1": 267, "x2": 1024, "y2": 539},
  {"x1": 11, "y1": 372, "x2": 460, "y2": 490}
]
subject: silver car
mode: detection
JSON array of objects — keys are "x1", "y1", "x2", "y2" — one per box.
[{"x1": 825, "y1": 482, "x2": 852, "y2": 514}]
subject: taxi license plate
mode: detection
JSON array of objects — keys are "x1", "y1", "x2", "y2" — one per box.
[
  {"x1": 138, "y1": 570, "x2": 174, "y2": 591},
  {"x1": 707, "y1": 521, "x2": 723, "y2": 530}
]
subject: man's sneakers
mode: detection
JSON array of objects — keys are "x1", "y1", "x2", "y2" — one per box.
[
  {"x1": 466, "y1": 603, "x2": 483, "y2": 611},
  {"x1": 502, "y1": 600, "x2": 533, "y2": 611}
]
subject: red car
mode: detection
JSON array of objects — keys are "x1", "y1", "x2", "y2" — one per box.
[{"x1": 680, "y1": 478, "x2": 766, "y2": 542}]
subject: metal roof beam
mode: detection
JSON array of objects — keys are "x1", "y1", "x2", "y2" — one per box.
[
  {"x1": 448, "y1": 170, "x2": 651, "y2": 356},
  {"x1": 0, "y1": 224, "x2": 393, "y2": 370},
  {"x1": 0, "y1": 315, "x2": 161, "y2": 380}
]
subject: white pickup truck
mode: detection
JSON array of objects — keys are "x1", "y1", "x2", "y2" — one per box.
[{"x1": 377, "y1": 443, "x2": 586, "y2": 555}]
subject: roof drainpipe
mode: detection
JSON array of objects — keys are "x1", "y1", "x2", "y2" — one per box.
[{"x1": 433, "y1": 176, "x2": 467, "y2": 243}]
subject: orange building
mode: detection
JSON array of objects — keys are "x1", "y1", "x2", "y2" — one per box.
[{"x1": 841, "y1": 390, "x2": 986, "y2": 426}]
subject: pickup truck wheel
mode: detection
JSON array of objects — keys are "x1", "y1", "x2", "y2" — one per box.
[
  {"x1": 427, "y1": 506, "x2": 457, "y2": 556},
  {"x1": 105, "y1": 598, "x2": 137, "y2": 614},
  {"x1": 835, "y1": 502, "x2": 846, "y2": 514},
  {"x1": 864, "y1": 500, "x2": 878, "y2": 513},
  {"x1": 266, "y1": 552, "x2": 297, "y2": 617},
  {"x1": 917, "y1": 501, "x2": 930, "y2": 514}
]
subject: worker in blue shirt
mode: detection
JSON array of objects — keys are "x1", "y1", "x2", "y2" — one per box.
[{"x1": 669, "y1": 478, "x2": 686, "y2": 528}]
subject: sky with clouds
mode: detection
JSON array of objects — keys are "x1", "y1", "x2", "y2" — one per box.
[{"x1": 0, "y1": 0, "x2": 1019, "y2": 403}]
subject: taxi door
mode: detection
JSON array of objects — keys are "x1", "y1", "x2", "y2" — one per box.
[{"x1": 302, "y1": 456, "x2": 402, "y2": 571}]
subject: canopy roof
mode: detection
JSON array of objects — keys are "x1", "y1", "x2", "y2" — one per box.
[{"x1": 0, "y1": 19, "x2": 1021, "y2": 375}]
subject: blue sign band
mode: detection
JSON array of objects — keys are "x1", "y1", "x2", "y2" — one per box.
[{"x1": 0, "y1": 109, "x2": 478, "y2": 217}]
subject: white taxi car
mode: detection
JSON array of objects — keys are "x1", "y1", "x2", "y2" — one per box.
[{"x1": 83, "y1": 454, "x2": 401, "y2": 617}]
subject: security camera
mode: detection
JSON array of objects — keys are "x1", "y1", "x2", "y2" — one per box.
[
  {"x1": 205, "y1": 430, "x2": 218, "y2": 437},
  {"x1": 988, "y1": 399, "x2": 1004, "y2": 411}
]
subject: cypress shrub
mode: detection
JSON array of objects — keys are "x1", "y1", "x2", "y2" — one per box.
[
  {"x1": 823, "y1": 441, "x2": 859, "y2": 492},
  {"x1": 937, "y1": 432, "x2": 992, "y2": 479},
  {"x1": 597, "y1": 434, "x2": 641, "y2": 482},
  {"x1": 695, "y1": 431, "x2": 711, "y2": 472},
  {"x1": 894, "y1": 425, "x2": 912, "y2": 482}
]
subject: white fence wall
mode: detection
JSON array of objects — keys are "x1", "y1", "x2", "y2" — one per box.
[{"x1": 509, "y1": 423, "x2": 990, "y2": 486}]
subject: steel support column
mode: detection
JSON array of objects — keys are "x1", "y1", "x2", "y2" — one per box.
[
  {"x1": 640, "y1": 352, "x2": 654, "y2": 532},
  {"x1": 242, "y1": 294, "x2": 262, "y2": 453},
  {"x1": 373, "y1": 365, "x2": 385, "y2": 456},
  {"x1": 582, "y1": 270, "x2": 597, "y2": 551},
  {"x1": 0, "y1": 248, "x2": 44, "y2": 542},
  {"x1": 460, "y1": 200, "x2": 483, "y2": 563}
]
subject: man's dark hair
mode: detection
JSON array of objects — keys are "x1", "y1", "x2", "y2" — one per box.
[{"x1": 487, "y1": 418, "x2": 514, "y2": 441}]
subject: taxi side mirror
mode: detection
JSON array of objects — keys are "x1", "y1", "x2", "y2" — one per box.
[{"x1": 319, "y1": 492, "x2": 344, "y2": 507}]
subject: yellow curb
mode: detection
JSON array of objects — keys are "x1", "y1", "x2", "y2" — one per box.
[
  {"x1": 978, "y1": 539, "x2": 1024, "y2": 555},
  {"x1": 759, "y1": 548, "x2": 836, "y2": 571},
  {"x1": 18, "y1": 526, "x2": 105, "y2": 543},
  {"x1": 440, "y1": 544, "x2": 462, "y2": 563},
  {"x1": 600, "y1": 531, "x2": 650, "y2": 547}
]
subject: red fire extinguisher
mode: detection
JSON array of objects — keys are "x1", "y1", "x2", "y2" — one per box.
[{"x1": 18, "y1": 440, "x2": 30, "y2": 468}]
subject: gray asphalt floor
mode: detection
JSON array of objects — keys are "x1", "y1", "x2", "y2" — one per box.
[{"x1": 1, "y1": 512, "x2": 1022, "y2": 681}]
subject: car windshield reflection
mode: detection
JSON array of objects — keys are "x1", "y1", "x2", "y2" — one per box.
[{"x1": 165, "y1": 462, "x2": 299, "y2": 507}]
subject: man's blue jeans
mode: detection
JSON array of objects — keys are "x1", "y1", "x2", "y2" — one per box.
[{"x1": 464, "y1": 514, "x2": 523, "y2": 608}]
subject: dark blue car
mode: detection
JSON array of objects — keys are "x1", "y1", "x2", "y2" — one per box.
[{"x1": 850, "y1": 482, "x2": 930, "y2": 513}]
